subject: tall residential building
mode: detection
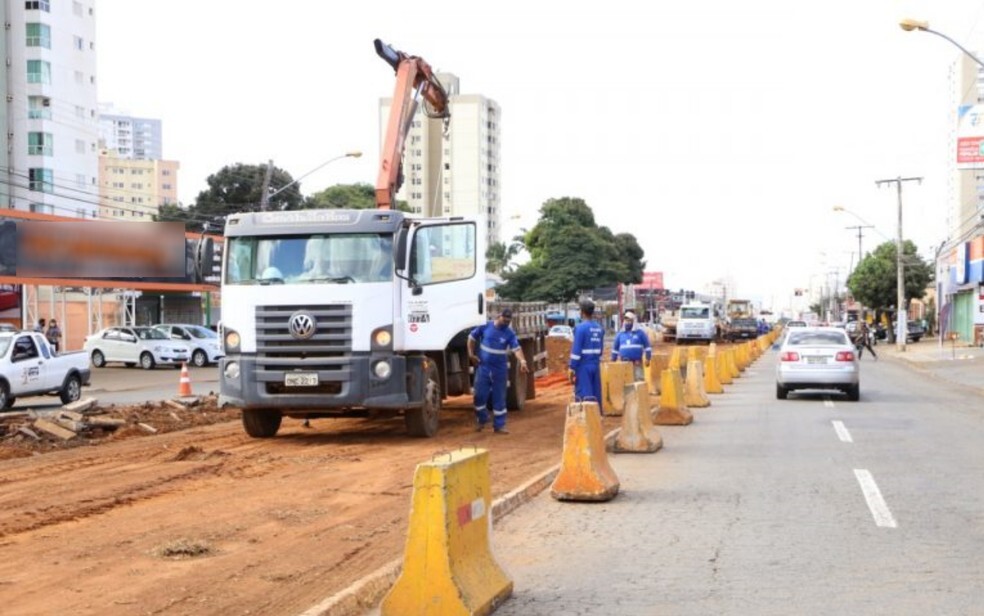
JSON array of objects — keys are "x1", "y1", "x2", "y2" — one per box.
[
  {"x1": 379, "y1": 73, "x2": 502, "y2": 246},
  {"x1": 3, "y1": 0, "x2": 101, "y2": 218},
  {"x1": 98, "y1": 105, "x2": 163, "y2": 160},
  {"x1": 98, "y1": 149, "x2": 179, "y2": 220}
]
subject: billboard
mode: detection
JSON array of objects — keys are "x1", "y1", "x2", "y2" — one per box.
[
  {"x1": 641, "y1": 271, "x2": 664, "y2": 289},
  {"x1": 956, "y1": 105, "x2": 984, "y2": 168}
]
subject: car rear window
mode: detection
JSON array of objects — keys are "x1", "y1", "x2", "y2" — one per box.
[{"x1": 788, "y1": 331, "x2": 849, "y2": 346}]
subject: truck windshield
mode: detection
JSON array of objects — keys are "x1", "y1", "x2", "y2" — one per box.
[
  {"x1": 680, "y1": 307, "x2": 709, "y2": 319},
  {"x1": 226, "y1": 233, "x2": 394, "y2": 285}
]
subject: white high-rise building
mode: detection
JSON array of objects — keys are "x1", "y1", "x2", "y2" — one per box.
[
  {"x1": 3, "y1": 0, "x2": 101, "y2": 218},
  {"x1": 379, "y1": 73, "x2": 502, "y2": 246},
  {"x1": 98, "y1": 104, "x2": 163, "y2": 160}
]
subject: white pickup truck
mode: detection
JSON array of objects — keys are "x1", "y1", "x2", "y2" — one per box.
[{"x1": 0, "y1": 331, "x2": 91, "y2": 409}]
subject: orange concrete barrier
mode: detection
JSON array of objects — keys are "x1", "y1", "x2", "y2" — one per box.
[
  {"x1": 602, "y1": 361, "x2": 633, "y2": 416},
  {"x1": 382, "y1": 449, "x2": 512, "y2": 615},
  {"x1": 704, "y1": 354, "x2": 724, "y2": 394},
  {"x1": 716, "y1": 351, "x2": 733, "y2": 385},
  {"x1": 615, "y1": 382, "x2": 663, "y2": 453},
  {"x1": 684, "y1": 359, "x2": 710, "y2": 408},
  {"x1": 550, "y1": 401, "x2": 620, "y2": 501},
  {"x1": 654, "y1": 368, "x2": 694, "y2": 425}
]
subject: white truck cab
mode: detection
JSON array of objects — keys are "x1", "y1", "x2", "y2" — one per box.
[{"x1": 675, "y1": 302, "x2": 720, "y2": 343}]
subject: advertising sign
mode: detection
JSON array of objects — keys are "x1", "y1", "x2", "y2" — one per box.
[
  {"x1": 957, "y1": 105, "x2": 984, "y2": 168},
  {"x1": 641, "y1": 271, "x2": 663, "y2": 289}
]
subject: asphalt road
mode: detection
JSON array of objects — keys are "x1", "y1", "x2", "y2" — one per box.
[
  {"x1": 490, "y1": 352, "x2": 984, "y2": 615},
  {"x1": 11, "y1": 363, "x2": 221, "y2": 410}
]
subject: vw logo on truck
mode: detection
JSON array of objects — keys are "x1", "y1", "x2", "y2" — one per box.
[{"x1": 288, "y1": 312, "x2": 317, "y2": 340}]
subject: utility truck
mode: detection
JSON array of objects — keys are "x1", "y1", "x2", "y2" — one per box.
[
  {"x1": 216, "y1": 40, "x2": 545, "y2": 439},
  {"x1": 674, "y1": 302, "x2": 721, "y2": 344}
]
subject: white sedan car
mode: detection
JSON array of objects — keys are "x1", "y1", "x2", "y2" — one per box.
[
  {"x1": 153, "y1": 324, "x2": 224, "y2": 367},
  {"x1": 775, "y1": 326, "x2": 860, "y2": 401},
  {"x1": 84, "y1": 326, "x2": 190, "y2": 370}
]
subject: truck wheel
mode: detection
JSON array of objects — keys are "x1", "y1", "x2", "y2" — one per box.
[
  {"x1": 242, "y1": 409, "x2": 282, "y2": 438},
  {"x1": 506, "y1": 359, "x2": 527, "y2": 411},
  {"x1": 405, "y1": 362, "x2": 440, "y2": 437},
  {"x1": 0, "y1": 382, "x2": 13, "y2": 409},
  {"x1": 140, "y1": 352, "x2": 156, "y2": 370},
  {"x1": 91, "y1": 350, "x2": 106, "y2": 368},
  {"x1": 60, "y1": 374, "x2": 82, "y2": 404}
]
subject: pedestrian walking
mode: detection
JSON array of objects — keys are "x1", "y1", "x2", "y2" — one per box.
[
  {"x1": 611, "y1": 309, "x2": 652, "y2": 382},
  {"x1": 45, "y1": 319, "x2": 62, "y2": 353},
  {"x1": 568, "y1": 300, "x2": 605, "y2": 412},
  {"x1": 468, "y1": 308, "x2": 528, "y2": 434},
  {"x1": 854, "y1": 321, "x2": 877, "y2": 360}
]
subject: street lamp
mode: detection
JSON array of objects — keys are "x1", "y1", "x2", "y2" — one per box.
[
  {"x1": 899, "y1": 19, "x2": 984, "y2": 69},
  {"x1": 265, "y1": 150, "x2": 363, "y2": 205}
]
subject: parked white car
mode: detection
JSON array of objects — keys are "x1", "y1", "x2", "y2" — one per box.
[
  {"x1": 0, "y1": 331, "x2": 90, "y2": 408},
  {"x1": 153, "y1": 324, "x2": 224, "y2": 367},
  {"x1": 83, "y1": 326, "x2": 190, "y2": 370}
]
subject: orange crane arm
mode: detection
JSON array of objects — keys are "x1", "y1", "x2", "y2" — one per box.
[{"x1": 374, "y1": 38, "x2": 450, "y2": 210}]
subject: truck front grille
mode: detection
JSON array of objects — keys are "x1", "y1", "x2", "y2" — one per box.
[{"x1": 254, "y1": 304, "x2": 353, "y2": 386}]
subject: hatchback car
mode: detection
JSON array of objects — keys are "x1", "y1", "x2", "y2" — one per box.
[
  {"x1": 83, "y1": 326, "x2": 190, "y2": 369},
  {"x1": 775, "y1": 327, "x2": 859, "y2": 401},
  {"x1": 547, "y1": 325, "x2": 574, "y2": 341},
  {"x1": 153, "y1": 324, "x2": 224, "y2": 367}
]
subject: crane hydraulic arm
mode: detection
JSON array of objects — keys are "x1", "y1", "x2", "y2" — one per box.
[{"x1": 373, "y1": 38, "x2": 450, "y2": 210}]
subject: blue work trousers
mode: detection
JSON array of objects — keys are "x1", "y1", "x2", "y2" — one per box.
[
  {"x1": 473, "y1": 363, "x2": 508, "y2": 429},
  {"x1": 574, "y1": 361, "x2": 603, "y2": 413}
]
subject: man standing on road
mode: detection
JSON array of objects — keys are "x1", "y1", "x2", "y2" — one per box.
[
  {"x1": 854, "y1": 321, "x2": 877, "y2": 360},
  {"x1": 569, "y1": 300, "x2": 605, "y2": 412},
  {"x1": 611, "y1": 309, "x2": 652, "y2": 382},
  {"x1": 468, "y1": 308, "x2": 528, "y2": 434}
]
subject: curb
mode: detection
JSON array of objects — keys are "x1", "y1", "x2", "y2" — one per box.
[{"x1": 298, "y1": 426, "x2": 622, "y2": 616}]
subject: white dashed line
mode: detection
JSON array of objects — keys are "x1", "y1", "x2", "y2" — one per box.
[
  {"x1": 832, "y1": 420, "x2": 853, "y2": 443},
  {"x1": 854, "y1": 469, "x2": 897, "y2": 528},
  {"x1": 823, "y1": 398, "x2": 835, "y2": 408}
]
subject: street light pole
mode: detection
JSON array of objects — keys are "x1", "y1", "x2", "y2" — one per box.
[
  {"x1": 899, "y1": 19, "x2": 984, "y2": 69},
  {"x1": 875, "y1": 176, "x2": 922, "y2": 351},
  {"x1": 264, "y1": 150, "x2": 363, "y2": 206}
]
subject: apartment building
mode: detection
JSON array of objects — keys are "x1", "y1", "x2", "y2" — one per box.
[
  {"x1": 98, "y1": 105, "x2": 163, "y2": 160},
  {"x1": 379, "y1": 73, "x2": 502, "y2": 247},
  {"x1": 3, "y1": 0, "x2": 101, "y2": 218},
  {"x1": 98, "y1": 150, "x2": 179, "y2": 220}
]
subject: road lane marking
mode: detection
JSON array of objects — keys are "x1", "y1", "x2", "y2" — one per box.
[
  {"x1": 832, "y1": 420, "x2": 853, "y2": 443},
  {"x1": 823, "y1": 398, "x2": 835, "y2": 408},
  {"x1": 854, "y1": 469, "x2": 897, "y2": 528}
]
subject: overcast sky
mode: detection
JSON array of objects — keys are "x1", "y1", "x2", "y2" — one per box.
[{"x1": 95, "y1": 0, "x2": 984, "y2": 309}]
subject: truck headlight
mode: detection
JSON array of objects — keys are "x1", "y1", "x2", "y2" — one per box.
[
  {"x1": 371, "y1": 326, "x2": 393, "y2": 350},
  {"x1": 225, "y1": 329, "x2": 241, "y2": 353},
  {"x1": 224, "y1": 361, "x2": 240, "y2": 380},
  {"x1": 373, "y1": 360, "x2": 392, "y2": 379}
]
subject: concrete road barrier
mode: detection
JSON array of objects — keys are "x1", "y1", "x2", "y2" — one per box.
[
  {"x1": 684, "y1": 359, "x2": 711, "y2": 408},
  {"x1": 654, "y1": 368, "x2": 694, "y2": 425},
  {"x1": 615, "y1": 382, "x2": 663, "y2": 453},
  {"x1": 550, "y1": 401, "x2": 620, "y2": 501}
]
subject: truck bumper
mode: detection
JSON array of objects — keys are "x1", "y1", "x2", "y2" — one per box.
[{"x1": 219, "y1": 353, "x2": 421, "y2": 411}]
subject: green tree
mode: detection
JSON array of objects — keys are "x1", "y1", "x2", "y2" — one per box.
[
  {"x1": 497, "y1": 197, "x2": 646, "y2": 302},
  {"x1": 305, "y1": 182, "x2": 411, "y2": 211},
  {"x1": 847, "y1": 240, "x2": 933, "y2": 323}
]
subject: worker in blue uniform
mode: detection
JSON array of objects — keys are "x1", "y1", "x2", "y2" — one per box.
[
  {"x1": 468, "y1": 308, "x2": 528, "y2": 434},
  {"x1": 611, "y1": 309, "x2": 652, "y2": 382},
  {"x1": 568, "y1": 300, "x2": 605, "y2": 412}
]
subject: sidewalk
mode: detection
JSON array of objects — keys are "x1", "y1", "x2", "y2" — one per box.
[{"x1": 876, "y1": 335, "x2": 984, "y2": 395}]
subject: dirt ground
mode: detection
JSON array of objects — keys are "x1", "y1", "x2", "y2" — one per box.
[{"x1": 0, "y1": 374, "x2": 623, "y2": 616}]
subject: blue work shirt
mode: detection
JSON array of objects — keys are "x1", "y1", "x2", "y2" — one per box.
[
  {"x1": 469, "y1": 321, "x2": 520, "y2": 369},
  {"x1": 611, "y1": 326, "x2": 652, "y2": 362},
  {"x1": 569, "y1": 319, "x2": 605, "y2": 370}
]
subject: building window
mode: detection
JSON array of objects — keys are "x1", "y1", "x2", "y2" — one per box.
[
  {"x1": 73, "y1": 1, "x2": 83, "y2": 16},
  {"x1": 29, "y1": 203, "x2": 53, "y2": 214},
  {"x1": 26, "y1": 23, "x2": 51, "y2": 48},
  {"x1": 73, "y1": 35, "x2": 84, "y2": 51},
  {"x1": 28, "y1": 96, "x2": 52, "y2": 119},
  {"x1": 27, "y1": 60, "x2": 51, "y2": 84},
  {"x1": 28, "y1": 132, "x2": 53, "y2": 156},
  {"x1": 162, "y1": 169, "x2": 171, "y2": 176},
  {"x1": 74, "y1": 70, "x2": 84, "y2": 85},
  {"x1": 25, "y1": 1, "x2": 51, "y2": 11},
  {"x1": 162, "y1": 183, "x2": 172, "y2": 190},
  {"x1": 29, "y1": 168, "x2": 54, "y2": 193},
  {"x1": 76, "y1": 174, "x2": 86, "y2": 189}
]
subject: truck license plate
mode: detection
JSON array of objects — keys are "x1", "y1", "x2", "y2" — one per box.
[{"x1": 285, "y1": 373, "x2": 319, "y2": 387}]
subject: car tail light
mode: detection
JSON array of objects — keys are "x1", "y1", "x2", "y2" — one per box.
[
  {"x1": 780, "y1": 351, "x2": 800, "y2": 362},
  {"x1": 835, "y1": 351, "x2": 855, "y2": 362}
]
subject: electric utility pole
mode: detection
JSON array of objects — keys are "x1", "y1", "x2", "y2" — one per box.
[
  {"x1": 875, "y1": 175, "x2": 922, "y2": 352},
  {"x1": 258, "y1": 159, "x2": 274, "y2": 212},
  {"x1": 845, "y1": 224, "x2": 873, "y2": 262}
]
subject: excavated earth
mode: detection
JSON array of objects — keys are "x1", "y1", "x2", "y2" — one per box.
[{"x1": 0, "y1": 372, "x2": 626, "y2": 616}]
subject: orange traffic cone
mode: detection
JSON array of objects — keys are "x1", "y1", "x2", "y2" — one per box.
[{"x1": 178, "y1": 363, "x2": 193, "y2": 397}]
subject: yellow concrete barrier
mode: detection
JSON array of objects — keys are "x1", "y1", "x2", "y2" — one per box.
[
  {"x1": 382, "y1": 449, "x2": 512, "y2": 616},
  {"x1": 668, "y1": 346, "x2": 684, "y2": 372},
  {"x1": 654, "y1": 368, "x2": 694, "y2": 425},
  {"x1": 735, "y1": 344, "x2": 748, "y2": 371},
  {"x1": 602, "y1": 361, "x2": 633, "y2": 416},
  {"x1": 726, "y1": 348, "x2": 740, "y2": 379},
  {"x1": 646, "y1": 352, "x2": 669, "y2": 395},
  {"x1": 716, "y1": 350, "x2": 733, "y2": 385},
  {"x1": 684, "y1": 359, "x2": 710, "y2": 408},
  {"x1": 704, "y1": 354, "x2": 724, "y2": 394},
  {"x1": 615, "y1": 382, "x2": 663, "y2": 453},
  {"x1": 550, "y1": 401, "x2": 620, "y2": 501}
]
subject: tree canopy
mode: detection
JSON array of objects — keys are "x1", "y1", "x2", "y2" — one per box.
[
  {"x1": 496, "y1": 197, "x2": 646, "y2": 302},
  {"x1": 846, "y1": 240, "x2": 933, "y2": 312}
]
